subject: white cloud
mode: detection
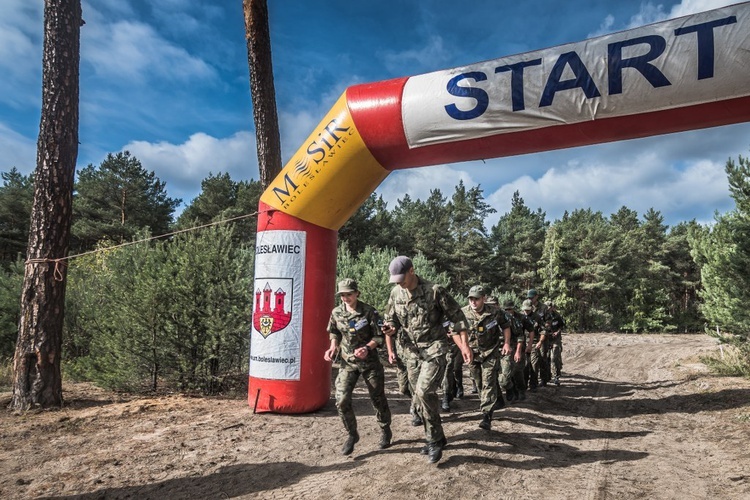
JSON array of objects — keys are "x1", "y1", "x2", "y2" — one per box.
[
  {"x1": 379, "y1": 35, "x2": 452, "y2": 75},
  {"x1": 627, "y1": 0, "x2": 737, "y2": 27},
  {"x1": 0, "y1": 123, "x2": 37, "y2": 172},
  {"x1": 0, "y1": 0, "x2": 43, "y2": 108},
  {"x1": 82, "y1": 15, "x2": 216, "y2": 84},
  {"x1": 376, "y1": 165, "x2": 477, "y2": 207},
  {"x1": 485, "y1": 153, "x2": 730, "y2": 226},
  {"x1": 590, "y1": 0, "x2": 737, "y2": 37},
  {"x1": 668, "y1": 0, "x2": 738, "y2": 19},
  {"x1": 122, "y1": 131, "x2": 258, "y2": 205}
]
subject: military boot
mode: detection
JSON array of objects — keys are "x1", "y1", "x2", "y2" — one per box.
[
  {"x1": 441, "y1": 396, "x2": 451, "y2": 412},
  {"x1": 455, "y1": 378, "x2": 464, "y2": 399},
  {"x1": 341, "y1": 432, "x2": 359, "y2": 456},
  {"x1": 478, "y1": 411, "x2": 492, "y2": 430},
  {"x1": 506, "y1": 388, "x2": 517, "y2": 402},
  {"x1": 427, "y1": 439, "x2": 445, "y2": 464},
  {"x1": 420, "y1": 436, "x2": 447, "y2": 455},
  {"x1": 492, "y1": 393, "x2": 505, "y2": 411},
  {"x1": 379, "y1": 426, "x2": 392, "y2": 449},
  {"x1": 411, "y1": 408, "x2": 423, "y2": 427}
]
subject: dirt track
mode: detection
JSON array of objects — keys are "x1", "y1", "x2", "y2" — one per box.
[{"x1": 2, "y1": 333, "x2": 750, "y2": 499}]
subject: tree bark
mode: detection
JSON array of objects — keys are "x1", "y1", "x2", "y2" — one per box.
[
  {"x1": 243, "y1": 0, "x2": 282, "y2": 190},
  {"x1": 10, "y1": 0, "x2": 81, "y2": 411}
]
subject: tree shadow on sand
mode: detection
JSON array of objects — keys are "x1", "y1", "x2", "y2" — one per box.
[
  {"x1": 524, "y1": 374, "x2": 750, "y2": 419},
  {"x1": 39, "y1": 460, "x2": 360, "y2": 500}
]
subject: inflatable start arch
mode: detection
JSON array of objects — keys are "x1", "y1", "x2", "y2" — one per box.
[{"x1": 249, "y1": 3, "x2": 750, "y2": 413}]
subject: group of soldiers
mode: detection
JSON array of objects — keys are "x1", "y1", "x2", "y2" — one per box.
[{"x1": 324, "y1": 255, "x2": 565, "y2": 464}]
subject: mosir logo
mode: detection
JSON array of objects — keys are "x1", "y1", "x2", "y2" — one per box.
[{"x1": 253, "y1": 280, "x2": 293, "y2": 338}]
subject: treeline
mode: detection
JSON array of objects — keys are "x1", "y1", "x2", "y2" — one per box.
[{"x1": 1, "y1": 151, "x2": 749, "y2": 391}]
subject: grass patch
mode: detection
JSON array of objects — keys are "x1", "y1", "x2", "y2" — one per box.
[{"x1": 701, "y1": 339, "x2": 750, "y2": 378}]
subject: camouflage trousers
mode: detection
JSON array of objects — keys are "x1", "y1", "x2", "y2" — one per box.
[
  {"x1": 394, "y1": 341, "x2": 411, "y2": 396},
  {"x1": 334, "y1": 361, "x2": 391, "y2": 435},
  {"x1": 441, "y1": 343, "x2": 463, "y2": 401},
  {"x1": 499, "y1": 350, "x2": 526, "y2": 392},
  {"x1": 468, "y1": 350, "x2": 500, "y2": 414},
  {"x1": 529, "y1": 342, "x2": 551, "y2": 386},
  {"x1": 548, "y1": 334, "x2": 563, "y2": 379},
  {"x1": 405, "y1": 350, "x2": 447, "y2": 444},
  {"x1": 401, "y1": 345, "x2": 422, "y2": 415}
]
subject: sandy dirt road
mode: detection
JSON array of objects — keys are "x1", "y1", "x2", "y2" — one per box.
[{"x1": 1, "y1": 332, "x2": 749, "y2": 499}]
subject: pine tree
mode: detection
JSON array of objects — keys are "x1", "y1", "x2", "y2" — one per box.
[
  {"x1": 0, "y1": 169, "x2": 34, "y2": 264},
  {"x1": 489, "y1": 191, "x2": 547, "y2": 295},
  {"x1": 447, "y1": 181, "x2": 495, "y2": 294},
  {"x1": 690, "y1": 154, "x2": 750, "y2": 336},
  {"x1": 72, "y1": 151, "x2": 181, "y2": 252},
  {"x1": 541, "y1": 209, "x2": 616, "y2": 330}
]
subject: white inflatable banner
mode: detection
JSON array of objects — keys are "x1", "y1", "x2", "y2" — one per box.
[
  {"x1": 249, "y1": 230, "x2": 306, "y2": 380},
  {"x1": 402, "y1": 4, "x2": 750, "y2": 148}
]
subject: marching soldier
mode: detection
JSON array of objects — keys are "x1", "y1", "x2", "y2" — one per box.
[{"x1": 324, "y1": 279, "x2": 392, "y2": 456}]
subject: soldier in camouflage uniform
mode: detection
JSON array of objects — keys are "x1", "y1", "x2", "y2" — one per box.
[
  {"x1": 463, "y1": 285, "x2": 510, "y2": 430},
  {"x1": 382, "y1": 256, "x2": 473, "y2": 464},
  {"x1": 545, "y1": 301, "x2": 565, "y2": 385},
  {"x1": 528, "y1": 289, "x2": 551, "y2": 385},
  {"x1": 524, "y1": 298, "x2": 547, "y2": 389},
  {"x1": 324, "y1": 279, "x2": 392, "y2": 456},
  {"x1": 385, "y1": 328, "x2": 423, "y2": 426},
  {"x1": 440, "y1": 340, "x2": 462, "y2": 412},
  {"x1": 500, "y1": 300, "x2": 536, "y2": 402}
]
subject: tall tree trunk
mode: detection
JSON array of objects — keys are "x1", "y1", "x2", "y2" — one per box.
[
  {"x1": 10, "y1": 0, "x2": 81, "y2": 411},
  {"x1": 243, "y1": 0, "x2": 282, "y2": 190}
]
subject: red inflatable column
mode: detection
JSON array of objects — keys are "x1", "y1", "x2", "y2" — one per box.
[
  {"x1": 249, "y1": 92, "x2": 391, "y2": 413},
  {"x1": 248, "y1": 201, "x2": 337, "y2": 413}
]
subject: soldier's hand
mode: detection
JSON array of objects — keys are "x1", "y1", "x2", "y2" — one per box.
[
  {"x1": 381, "y1": 323, "x2": 396, "y2": 336},
  {"x1": 354, "y1": 346, "x2": 369, "y2": 359},
  {"x1": 323, "y1": 347, "x2": 336, "y2": 362},
  {"x1": 461, "y1": 345, "x2": 473, "y2": 364},
  {"x1": 388, "y1": 351, "x2": 397, "y2": 364}
]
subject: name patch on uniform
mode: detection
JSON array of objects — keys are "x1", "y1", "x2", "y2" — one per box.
[{"x1": 355, "y1": 318, "x2": 369, "y2": 330}]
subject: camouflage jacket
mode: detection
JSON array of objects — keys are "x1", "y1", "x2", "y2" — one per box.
[
  {"x1": 546, "y1": 310, "x2": 565, "y2": 335},
  {"x1": 385, "y1": 276, "x2": 468, "y2": 359},
  {"x1": 506, "y1": 310, "x2": 536, "y2": 346},
  {"x1": 327, "y1": 300, "x2": 383, "y2": 365},
  {"x1": 462, "y1": 303, "x2": 509, "y2": 355},
  {"x1": 532, "y1": 301, "x2": 550, "y2": 325}
]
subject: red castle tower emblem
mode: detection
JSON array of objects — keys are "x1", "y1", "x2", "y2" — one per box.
[{"x1": 253, "y1": 281, "x2": 293, "y2": 338}]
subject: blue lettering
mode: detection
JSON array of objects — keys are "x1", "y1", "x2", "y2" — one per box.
[
  {"x1": 271, "y1": 173, "x2": 299, "y2": 203},
  {"x1": 495, "y1": 59, "x2": 542, "y2": 111},
  {"x1": 306, "y1": 142, "x2": 325, "y2": 163},
  {"x1": 674, "y1": 16, "x2": 737, "y2": 80},
  {"x1": 540, "y1": 51, "x2": 601, "y2": 107},
  {"x1": 608, "y1": 35, "x2": 671, "y2": 95},
  {"x1": 444, "y1": 72, "x2": 489, "y2": 120}
]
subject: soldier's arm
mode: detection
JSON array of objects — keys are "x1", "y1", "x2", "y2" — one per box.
[{"x1": 381, "y1": 293, "x2": 400, "y2": 336}]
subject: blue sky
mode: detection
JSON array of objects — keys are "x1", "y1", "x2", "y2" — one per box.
[{"x1": 2, "y1": 0, "x2": 748, "y2": 228}]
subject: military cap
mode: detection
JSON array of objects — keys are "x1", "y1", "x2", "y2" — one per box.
[
  {"x1": 388, "y1": 256, "x2": 413, "y2": 283},
  {"x1": 468, "y1": 285, "x2": 486, "y2": 298},
  {"x1": 527, "y1": 288, "x2": 538, "y2": 298},
  {"x1": 337, "y1": 278, "x2": 358, "y2": 294},
  {"x1": 503, "y1": 299, "x2": 516, "y2": 309},
  {"x1": 522, "y1": 299, "x2": 534, "y2": 311}
]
